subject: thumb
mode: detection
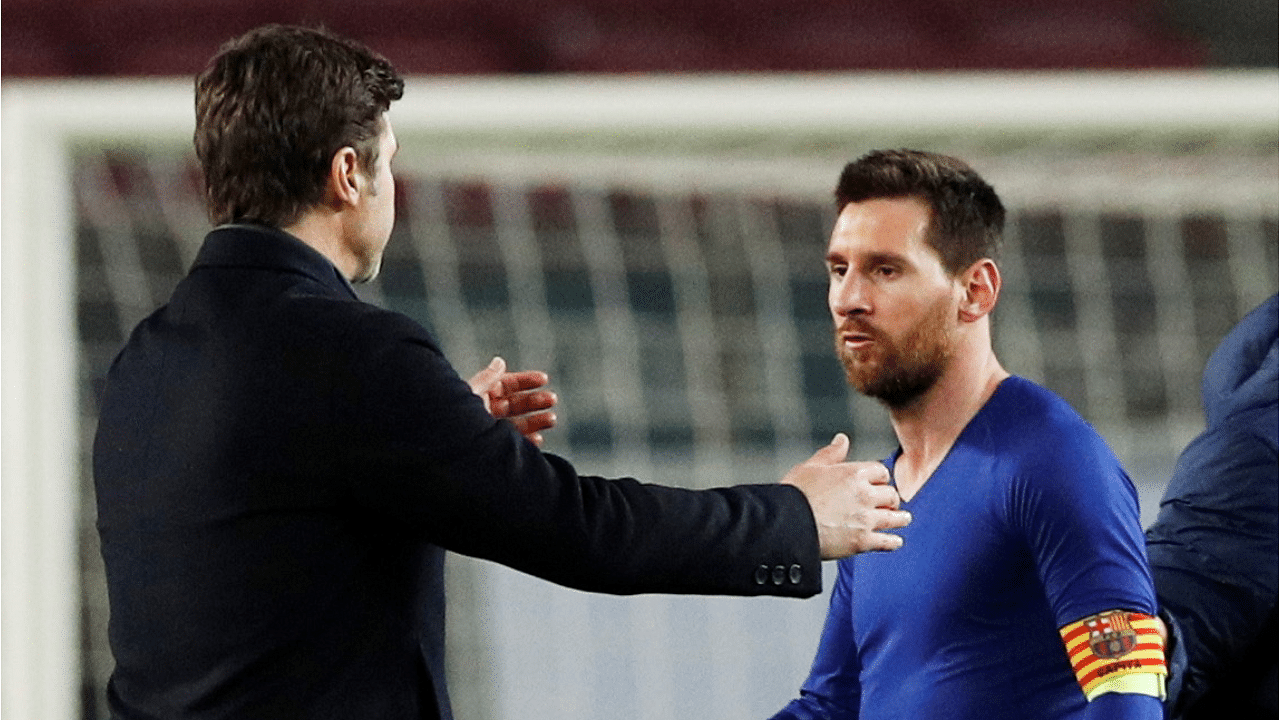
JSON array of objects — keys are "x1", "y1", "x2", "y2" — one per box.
[
  {"x1": 468, "y1": 356, "x2": 506, "y2": 394},
  {"x1": 808, "y1": 432, "x2": 850, "y2": 466}
]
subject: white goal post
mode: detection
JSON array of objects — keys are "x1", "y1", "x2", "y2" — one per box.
[{"x1": 3, "y1": 71, "x2": 1275, "y2": 720}]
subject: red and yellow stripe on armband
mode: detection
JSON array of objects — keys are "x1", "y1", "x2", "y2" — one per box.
[{"x1": 1059, "y1": 610, "x2": 1166, "y2": 701}]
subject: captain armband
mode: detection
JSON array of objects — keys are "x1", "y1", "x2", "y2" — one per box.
[{"x1": 1059, "y1": 610, "x2": 1167, "y2": 701}]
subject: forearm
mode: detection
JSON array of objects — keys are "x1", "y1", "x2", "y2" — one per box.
[
  {"x1": 476, "y1": 460, "x2": 826, "y2": 597},
  {"x1": 381, "y1": 428, "x2": 826, "y2": 597}
]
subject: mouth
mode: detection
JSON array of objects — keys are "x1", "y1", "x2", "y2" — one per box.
[{"x1": 838, "y1": 327, "x2": 876, "y2": 349}]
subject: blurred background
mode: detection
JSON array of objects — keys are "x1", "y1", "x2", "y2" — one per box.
[
  {"x1": 3, "y1": 2, "x2": 1277, "y2": 720},
  {"x1": 4, "y1": 0, "x2": 1278, "y2": 75}
]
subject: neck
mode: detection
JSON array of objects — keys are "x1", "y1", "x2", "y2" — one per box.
[
  {"x1": 887, "y1": 333, "x2": 1008, "y2": 500},
  {"x1": 282, "y1": 211, "x2": 359, "y2": 281}
]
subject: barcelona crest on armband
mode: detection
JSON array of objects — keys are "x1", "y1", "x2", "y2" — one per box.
[
  {"x1": 1059, "y1": 610, "x2": 1167, "y2": 700},
  {"x1": 1086, "y1": 611, "x2": 1137, "y2": 658}
]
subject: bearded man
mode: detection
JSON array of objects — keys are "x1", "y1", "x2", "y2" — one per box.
[{"x1": 770, "y1": 149, "x2": 1166, "y2": 720}]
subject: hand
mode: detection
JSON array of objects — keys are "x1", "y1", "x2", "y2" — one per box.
[
  {"x1": 468, "y1": 357, "x2": 558, "y2": 446},
  {"x1": 782, "y1": 433, "x2": 912, "y2": 560}
]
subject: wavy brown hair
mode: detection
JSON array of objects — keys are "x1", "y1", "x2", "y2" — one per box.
[{"x1": 194, "y1": 25, "x2": 404, "y2": 227}]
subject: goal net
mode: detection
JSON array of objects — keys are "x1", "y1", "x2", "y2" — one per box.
[{"x1": 4, "y1": 72, "x2": 1276, "y2": 720}]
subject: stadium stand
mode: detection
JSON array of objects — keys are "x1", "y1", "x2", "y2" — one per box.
[{"x1": 1, "y1": 0, "x2": 1222, "y2": 76}]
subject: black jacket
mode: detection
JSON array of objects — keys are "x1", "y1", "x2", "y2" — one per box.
[
  {"x1": 93, "y1": 224, "x2": 822, "y2": 720},
  {"x1": 1146, "y1": 294, "x2": 1278, "y2": 719}
]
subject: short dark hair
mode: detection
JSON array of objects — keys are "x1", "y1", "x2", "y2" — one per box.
[
  {"x1": 834, "y1": 149, "x2": 1005, "y2": 275},
  {"x1": 194, "y1": 25, "x2": 405, "y2": 227}
]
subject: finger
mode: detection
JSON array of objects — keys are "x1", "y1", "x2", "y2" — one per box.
[
  {"x1": 509, "y1": 410, "x2": 556, "y2": 448},
  {"x1": 865, "y1": 484, "x2": 902, "y2": 511},
  {"x1": 871, "y1": 509, "x2": 912, "y2": 531},
  {"x1": 500, "y1": 370, "x2": 551, "y2": 393},
  {"x1": 489, "y1": 390, "x2": 556, "y2": 419},
  {"x1": 482, "y1": 356, "x2": 505, "y2": 381},
  {"x1": 861, "y1": 531, "x2": 905, "y2": 552},
  {"x1": 807, "y1": 432, "x2": 851, "y2": 466},
  {"x1": 467, "y1": 356, "x2": 505, "y2": 394},
  {"x1": 859, "y1": 463, "x2": 893, "y2": 485},
  {"x1": 497, "y1": 390, "x2": 558, "y2": 418},
  {"x1": 510, "y1": 411, "x2": 557, "y2": 437}
]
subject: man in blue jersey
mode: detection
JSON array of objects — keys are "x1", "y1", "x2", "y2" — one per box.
[{"x1": 770, "y1": 149, "x2": 1166, "y2": 720}]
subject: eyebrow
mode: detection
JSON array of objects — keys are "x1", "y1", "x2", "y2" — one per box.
[
  {"x1": 825, "y1": 251, "x2": 908, "y2": 267},
  {"x1": 864, "y1": 252, "x2": 908, "y2": 267}
]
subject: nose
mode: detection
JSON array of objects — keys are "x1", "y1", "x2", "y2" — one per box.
[{"x1": 830, "y1": 273, "x2": 871, "y2": 319}]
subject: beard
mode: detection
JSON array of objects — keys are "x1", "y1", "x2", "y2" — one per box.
[{"x1": 836, "y1": 296, "x2": 955, "y2": 409}]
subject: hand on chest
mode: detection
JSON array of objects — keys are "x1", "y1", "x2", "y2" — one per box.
[{"x1": 852, "y1": 460, "x2": 1046, "y2": 638}]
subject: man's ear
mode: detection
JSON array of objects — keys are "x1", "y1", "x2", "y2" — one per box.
[
  {"x1": 327, "y1": 146, "x2": 362, "y2": 207},
  {"x1": 958, "y1": 258, "x2": 1000, "y2": 323}
]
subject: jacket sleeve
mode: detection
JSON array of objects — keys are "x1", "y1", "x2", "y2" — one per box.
[
  {"x1": 1145, "y1": 425, "x2": 1279, "y2": 716},
  {"x1": 333, "y1": 310, "x2": 824, "y2": 597}
]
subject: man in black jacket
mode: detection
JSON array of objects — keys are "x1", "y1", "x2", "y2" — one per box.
[{"x1": 92, "y1": 25, "x2": 911, "y2": 720}]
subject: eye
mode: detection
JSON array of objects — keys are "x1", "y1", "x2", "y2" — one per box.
[
  {"x1": 828, "y1": 263, "x2": 848, "y2": 278},
  {"x1": 874, "y1": 264, "x2": 899, "y2": 278}
]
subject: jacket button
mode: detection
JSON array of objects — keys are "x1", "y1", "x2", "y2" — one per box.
[
  {"x1": 771, "y1": 565, "x2": 786, "y2": 585},
  {"x1": 789, "y1": 564, "x2": 802, "y2": 584},
  {"x1": 754, "y1": 565, "x2": 769, "y2": 585}
]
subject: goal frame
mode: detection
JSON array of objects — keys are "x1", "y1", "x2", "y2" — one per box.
[{"x1": 3, "y1": 71, "x2": 1275, "y2": 719}]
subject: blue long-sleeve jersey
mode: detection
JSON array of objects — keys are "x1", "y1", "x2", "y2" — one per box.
[{"x1": 773, "y1": 377, "x2": 1162, "y2": 720}]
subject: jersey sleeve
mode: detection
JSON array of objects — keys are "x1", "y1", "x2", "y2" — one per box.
[
  {"x1": 770, "y1": 560, "x2": 862, "y2": 720},
  {"x1": 1008, "y1": 429, "x2": 1165, "y2": 705},
  {"x1": 1010, "y1": 425, "x2": 1157, "y2": 624}
]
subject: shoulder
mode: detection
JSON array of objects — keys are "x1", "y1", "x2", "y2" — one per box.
[
  {"x1": 192, "y1": 224, "x2": 443, "y2": 354},
  {"x1": 985, "y1": 377, "x2": 1117, "y2": 466},
  {"x1": 981, "y1": 378, "x2": 1133, "y2": 512},
  {"x1": 988, "y1": 377, "x2": 1086, "y2": 430},
  {"x1": 277, "y1": 293, "x2": 441, "y2": 356}
]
